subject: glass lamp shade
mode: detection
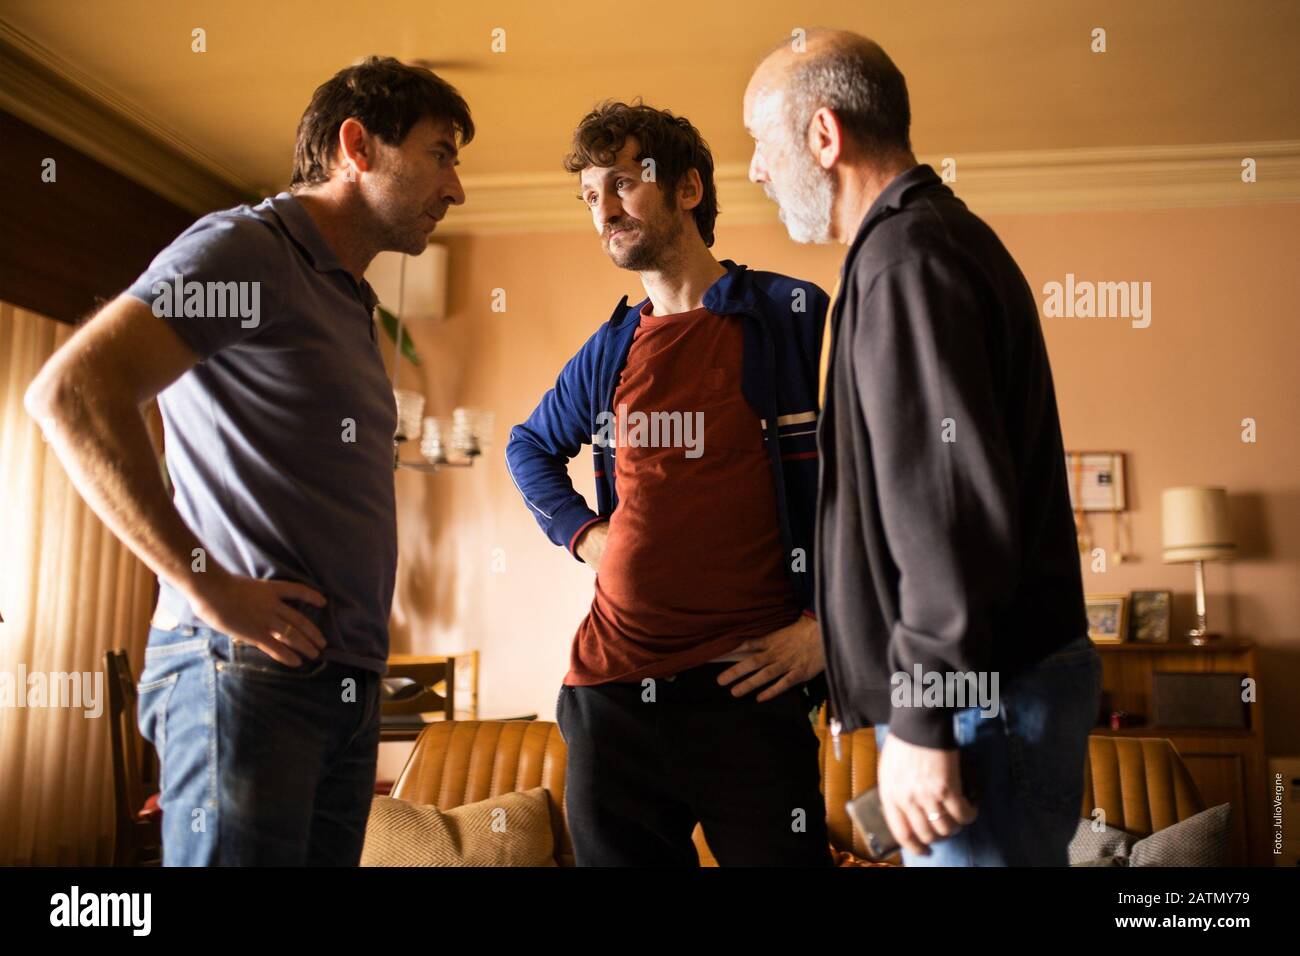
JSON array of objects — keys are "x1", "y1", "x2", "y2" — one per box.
[
  {"x1": 472, "y1": 410, "x2": 495, "y2": 451},
  {"x1": 420, "y1": 417, "x2": 453, "y2": 464},
  {"x1": 393, "y1": 389, "x2": 425, "y2": 442}
]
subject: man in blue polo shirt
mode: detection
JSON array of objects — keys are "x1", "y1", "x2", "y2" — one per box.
[{"x1": 25, "y1": 56, "x2": 472, "y2": 865}]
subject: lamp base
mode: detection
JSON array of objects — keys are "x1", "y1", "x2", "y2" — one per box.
[{"x1": 1187, "y1": 629, "x2": 1224, "y2": 647}]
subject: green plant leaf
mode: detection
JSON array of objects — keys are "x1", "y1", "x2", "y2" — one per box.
[{"x1": 376, "y1": 305, "x2": 422, "y2": 367}]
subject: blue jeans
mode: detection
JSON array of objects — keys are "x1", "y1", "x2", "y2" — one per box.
[
  {"x1": 136, "y1": 624, "x2": 381, "y2": 866},
  {"x1": 872, "y1": 635, "x2": 1101, "y2": 866}
]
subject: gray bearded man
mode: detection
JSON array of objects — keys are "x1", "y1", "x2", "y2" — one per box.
[{"x1": 745, "y1": 30, "x2": 1100, "y2": 866}]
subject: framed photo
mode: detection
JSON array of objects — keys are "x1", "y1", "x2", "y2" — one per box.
[
  {"x1": 1085, "y1": 594, "x2": 1128, "y2": 643},
  {"x1": 1066, "y1": 452, "x2": 1127, "y2": 512},
  {"x1": 1129, "y1": 590, "x2": 1173, "y2": 644}
]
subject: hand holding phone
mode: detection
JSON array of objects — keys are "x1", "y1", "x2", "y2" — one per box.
[
  {"x1": 845, "y1": 787, "x2": 899, "y2": 860},
  {"x1": 846, "y1": 745, "x2": 979, "y2": 861}
]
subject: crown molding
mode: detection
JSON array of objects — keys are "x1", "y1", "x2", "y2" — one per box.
[
  {"x1": 0, "y1": 19, "x2": 253, "y2": 214},
  {"x1": 2, "y1": 14, "x2": 1294, "y2": 230},
  {"x1": 441, "y1": 140, "x2": 1300, "y2": 235},
  {"x1": 929, "y1": 141, "x2": 1300, "y2": 215}
]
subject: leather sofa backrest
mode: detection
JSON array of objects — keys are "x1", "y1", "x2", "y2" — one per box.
[
  {"x1": 392, "y1": 721, "x2": 1204, "y2": 866},
  {"x1": 1080, "y1": 734, "x2": 1205, "y2": 836},
  {"x1": 391, "y1": 720, "x2": 574, "y2": 866}
]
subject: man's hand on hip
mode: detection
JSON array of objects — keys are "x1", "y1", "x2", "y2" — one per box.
[
  {"x1": 716, "y1": 614, "x2": 824, "y2": 701},
  {"x1": 876, "y1": 732, "x2": 979, "y2": 856},
  {"x1": 188, "y1": 572, "x2": 328, "y2": 666},
  {"x1": 575, "y1": 519, "x2": 609, "y2": 572}
]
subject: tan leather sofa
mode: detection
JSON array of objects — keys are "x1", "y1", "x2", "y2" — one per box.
[{"x1": 390, "y1": 720, "x2": 1205, "y2": 866}]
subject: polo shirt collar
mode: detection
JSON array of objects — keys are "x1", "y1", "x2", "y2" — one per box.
[{"x1": 267, "y1": 191, "x2": 379, "y2": 312}]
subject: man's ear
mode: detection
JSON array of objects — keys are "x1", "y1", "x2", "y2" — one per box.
[
  {"x1": 337, "y1": 117, "x2": 374, "y2": 179},
  {"x1": 678, "y1": 167, "x2": 705, "y2": 212},
  {"x1": 809, "y1": 107, "x2": 843, "y2": 170}
]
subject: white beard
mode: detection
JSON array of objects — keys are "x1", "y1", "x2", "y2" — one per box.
[{"x1": 766, "y1": 155, "x2": 835, "y2": 245}]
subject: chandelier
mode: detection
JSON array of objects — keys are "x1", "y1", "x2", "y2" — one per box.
[{"x1": 381, "y1": 249, "x2": 492, "y2": 473}]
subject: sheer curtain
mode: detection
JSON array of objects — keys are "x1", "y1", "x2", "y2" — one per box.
[{"x1": 0, "y1": 300, "x2": 157, "y2": 865}]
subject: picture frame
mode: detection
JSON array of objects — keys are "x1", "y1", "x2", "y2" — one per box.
[
  {"x1": 1066, "y1": 451, "x2": 1127, "y2": 512},
  {"x1": 1085, "y1": 593, "x2": 1128, "y2": 643},
  {"x1": 1129, "y1": 589, "x2": 1173, "y2": 644}
]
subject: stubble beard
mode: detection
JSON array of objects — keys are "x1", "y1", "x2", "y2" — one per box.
[
  {"x1": 609, "y1": 213, "x2": 684, "y2": 272},
  {"x1": 369, "y1": 165, "x2": 433, "y2": 256}
]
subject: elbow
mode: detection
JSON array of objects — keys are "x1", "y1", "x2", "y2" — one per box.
[
  {"x1": 24, "y1": 365, "x2": 75, "y2": 433},
  {"x1": 23, "y1": 371, "x2": 55, "y2": 426},
  {"x1": 503, "y1": 424, "x2": 535, "y2": 465}
]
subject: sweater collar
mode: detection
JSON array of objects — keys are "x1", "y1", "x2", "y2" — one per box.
[{"x1": 613, "y1": 258, "x2": 752, "y2": 328}]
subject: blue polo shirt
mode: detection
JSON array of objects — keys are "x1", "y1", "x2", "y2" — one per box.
[{"x1": 127, "y1": 192, "x2": 397, "y2": 673}]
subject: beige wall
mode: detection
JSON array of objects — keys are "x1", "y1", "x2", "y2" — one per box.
[{"x1": 388, "y1": 200, "x2": 1300, "y2": 757}]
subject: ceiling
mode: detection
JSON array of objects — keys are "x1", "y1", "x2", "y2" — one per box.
[{"x1": 3, "y1": 0, "x2": 1298, "y2": 195}]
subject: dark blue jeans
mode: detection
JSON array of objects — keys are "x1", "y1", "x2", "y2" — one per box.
[
  {"x1": 136, "y1": 624, "x2": 381, "y2": 866},
  {"x1": 872, "y1": 634, "x2": 1101, "y2": 866}
]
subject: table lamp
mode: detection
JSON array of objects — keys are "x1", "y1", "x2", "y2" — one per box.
[{"x1": 1161, "y1": 486, "x2": 1235, "y2": 645}]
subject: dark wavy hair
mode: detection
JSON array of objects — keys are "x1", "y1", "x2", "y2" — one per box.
[
  {"x1": 291, "y1": 56, "x2": 474, "y2": 188},
  {"x1": 563, "y1": 99, "x2": 718, "y2": 247}
]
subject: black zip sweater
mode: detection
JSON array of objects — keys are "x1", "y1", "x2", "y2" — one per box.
[{"x1": 815, "y1": 164, "x2": 1088, "y2": 749}]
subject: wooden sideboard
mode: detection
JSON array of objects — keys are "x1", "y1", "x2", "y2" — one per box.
[{"x1": 1092, "y1": 638, "x2": 1268, "y2": 866}]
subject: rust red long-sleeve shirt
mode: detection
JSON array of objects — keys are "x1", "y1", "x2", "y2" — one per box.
[{"x1": 564, "y1": 301, "x2": 801, "y2": 686}]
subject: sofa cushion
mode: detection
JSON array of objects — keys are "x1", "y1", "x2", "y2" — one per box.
[
  {"x1": 361, "y1": 787, "x2": 557, "y2": 867},
  {"x1": 1128, "y1": 803, "x2": 1231, "y2": 867},
  {"x1": 1068, "y1": 816, "x2": 1138, "y2": 865},
  {"x1": 1068, "y1": 803, "x2": 1231, "y2": 867}
]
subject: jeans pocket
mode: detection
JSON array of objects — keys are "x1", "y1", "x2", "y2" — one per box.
[
  {"x1": 221, "y1": 639, "x2": 330, "y2": 682},
  {"x1": 1002, "y1": 654, "x2": 1100, "y2": 817},
  {"x1": 137, "y1": 672, "x2": 180, "y2": 755},
  {"x1": 138, "y1": 627, "x2": 208, "y2": 756}
]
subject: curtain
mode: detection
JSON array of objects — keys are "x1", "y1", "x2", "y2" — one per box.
[{"x1": 0, "y1": 301, "x2": 157, "y2": 865}]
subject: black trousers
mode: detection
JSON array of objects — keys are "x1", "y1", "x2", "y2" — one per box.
[{"x1": 556, "y1": 663, "x2": 833, "y2": 866}]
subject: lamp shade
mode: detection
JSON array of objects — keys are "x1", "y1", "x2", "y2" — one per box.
[{"x1": 1162, "y1": 486, "x2": 1235, "y2": 563}]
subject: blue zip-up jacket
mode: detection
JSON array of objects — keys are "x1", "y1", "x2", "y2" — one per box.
[{"x1": 505, "y1": 259, "x2": 829, "y2": 616}]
